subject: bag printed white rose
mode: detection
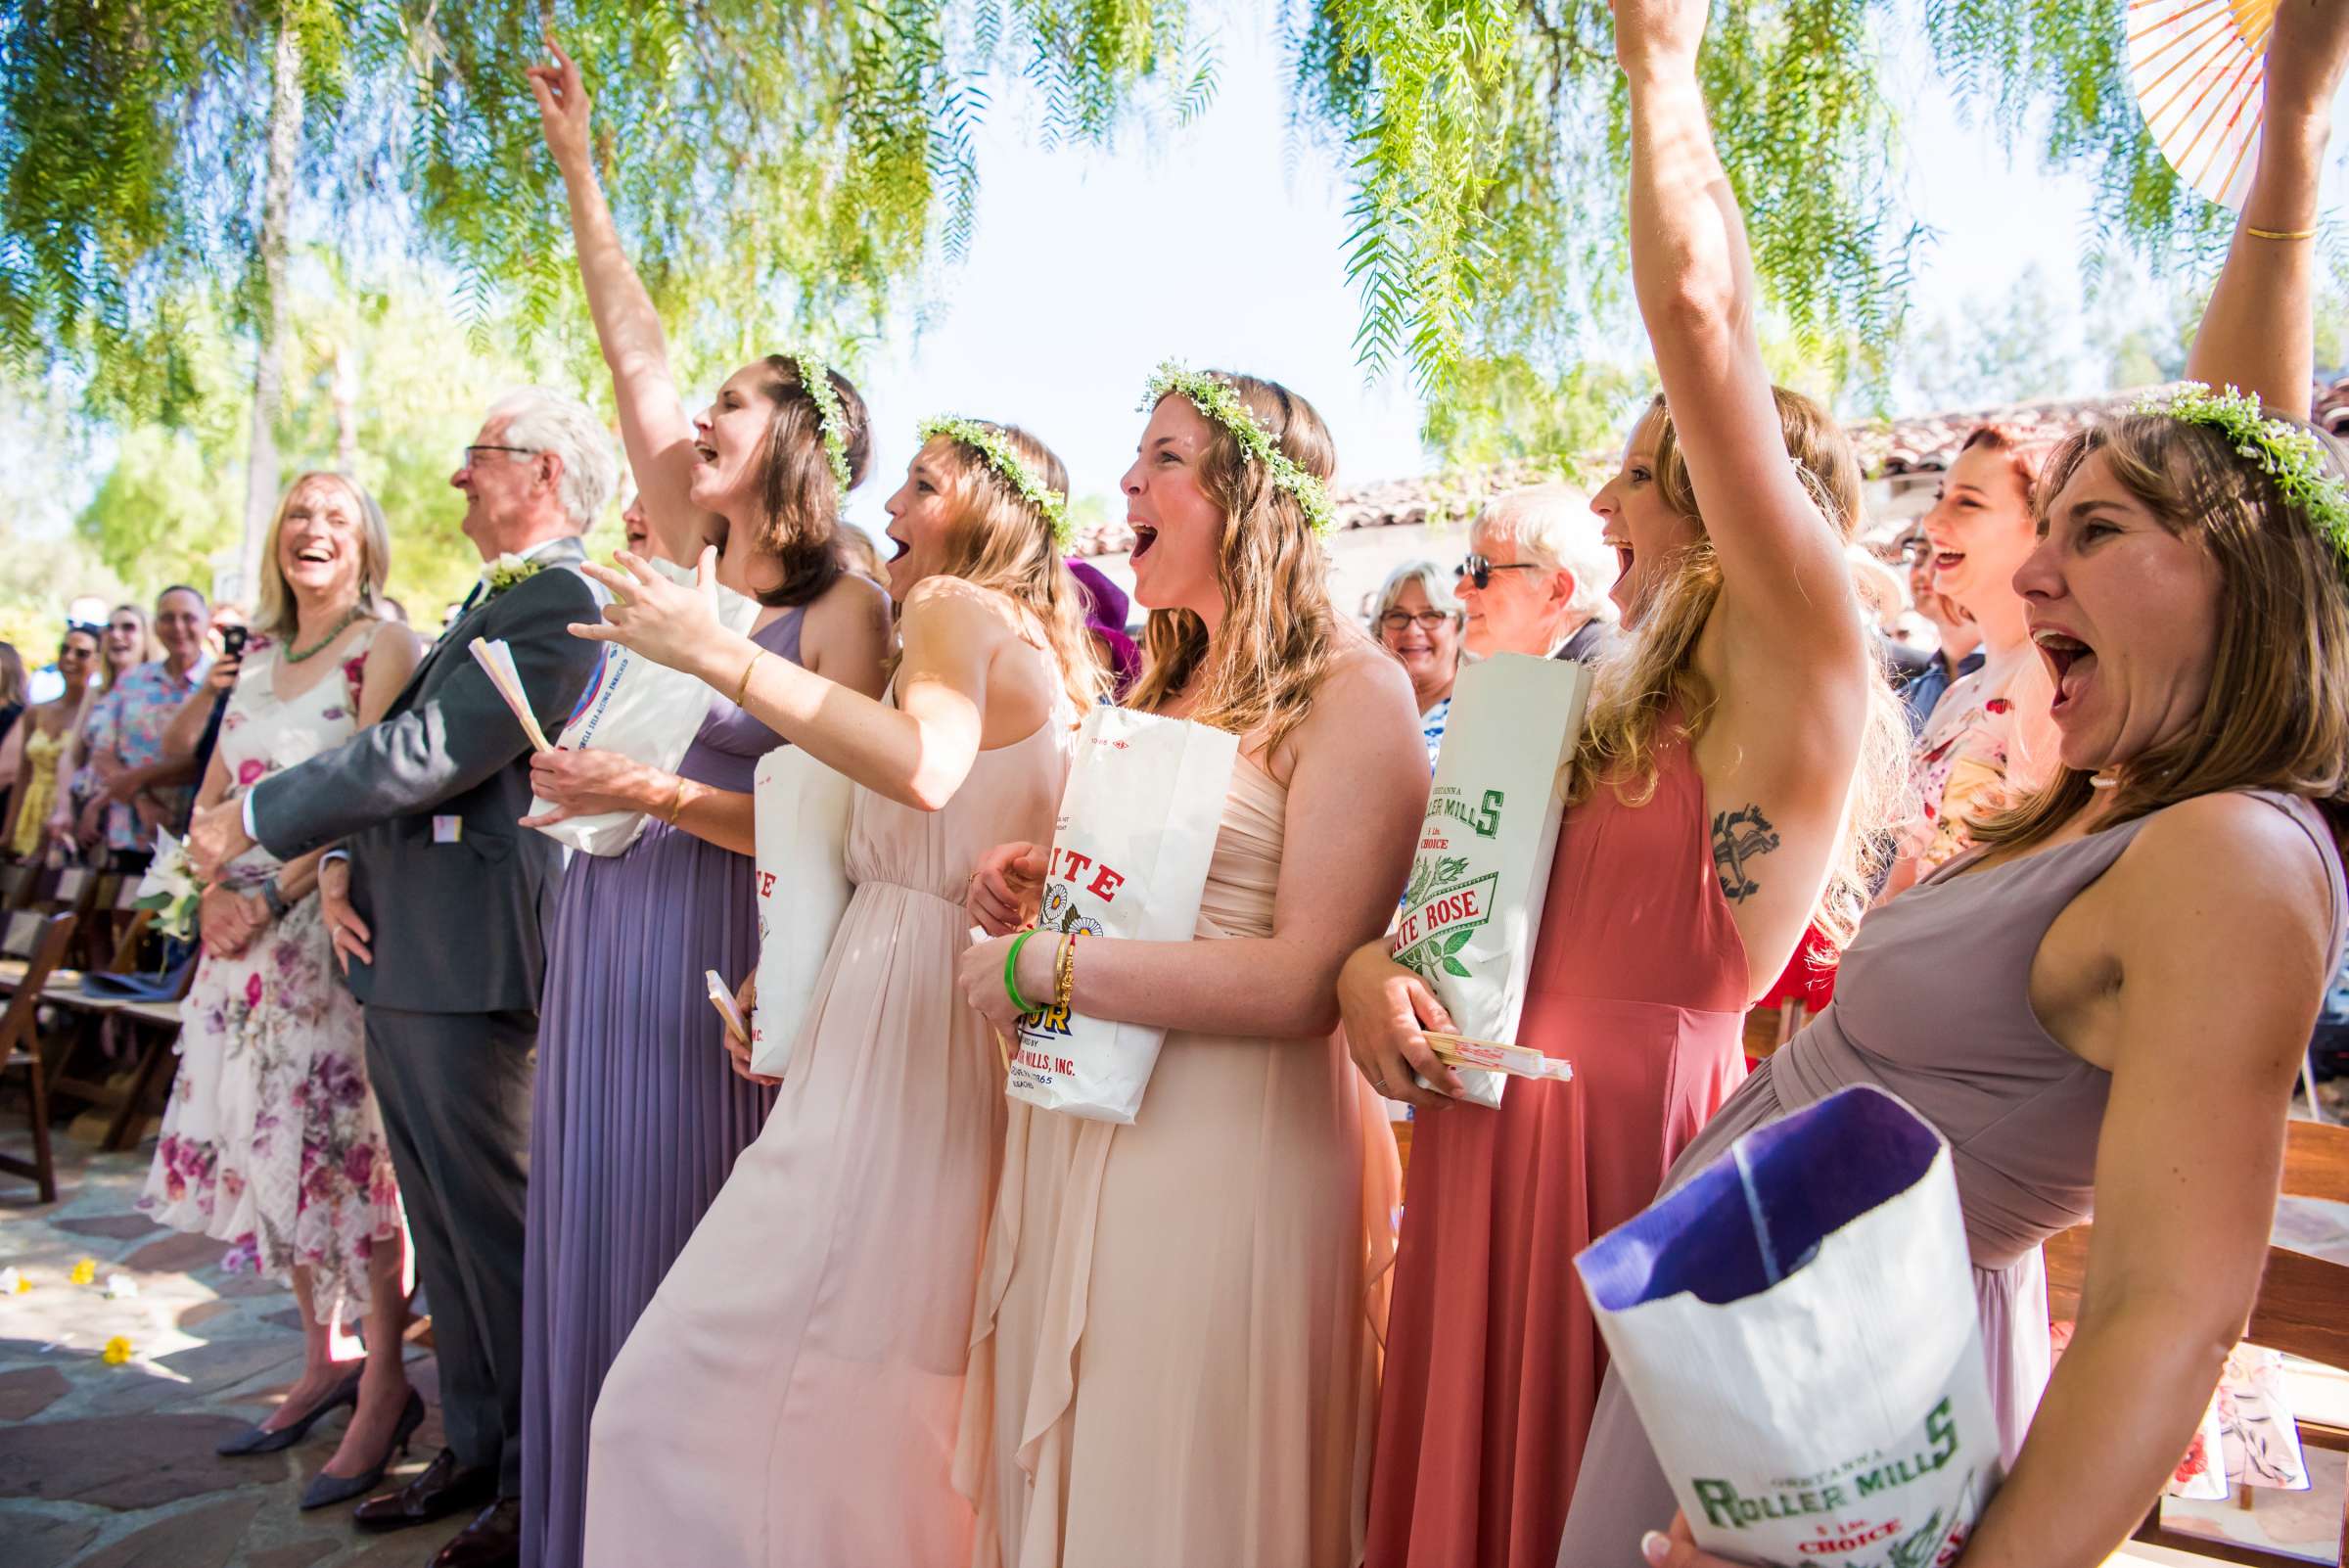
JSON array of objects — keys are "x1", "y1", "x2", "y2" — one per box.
[
  {"x1": 1004, "y1": 706, "x2": 1237, "y2": 1125},
  {"x1": 1393, "y1": 653, "x2": 1590, "y2": 1108}
]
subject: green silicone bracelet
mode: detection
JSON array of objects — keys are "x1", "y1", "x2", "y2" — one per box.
[{"x1": 1004, "y1": 929, "x2": 1040, "y2": 1016}]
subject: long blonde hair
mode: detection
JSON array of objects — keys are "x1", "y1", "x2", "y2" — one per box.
[
  {"x1": 1570, "y1": 389, "x2": 1911, "y2": 948},
  {"x1": 1974, "y1": 410, "x2": 2349, "y2": 856},
  {"x1": 254, "y1": 472, "x2": 392, "y2": 640},
  {"x1": 1126, "y1": 371, "x2": 1341, "y2": 757},
  {"x1": 922, "y1": 424, "x2": 1104, "y2": 711}
]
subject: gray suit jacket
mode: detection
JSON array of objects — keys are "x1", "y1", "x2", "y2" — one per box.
[{"x1": 250, "y1": 537, "x2": 603, "y2": 1015}]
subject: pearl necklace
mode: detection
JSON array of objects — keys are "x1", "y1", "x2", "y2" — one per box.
[{"x1": 285, "y1": 606, "x2": 364, "y2": 664}]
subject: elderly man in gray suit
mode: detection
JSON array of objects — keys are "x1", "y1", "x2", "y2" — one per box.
[{"x1": 190, "y1": 388, "x2": 617, "y2": 1568}]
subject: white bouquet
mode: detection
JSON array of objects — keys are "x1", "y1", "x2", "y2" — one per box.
[{"x1": 133, "y1": 830, "x2": 205, "y2": 943}]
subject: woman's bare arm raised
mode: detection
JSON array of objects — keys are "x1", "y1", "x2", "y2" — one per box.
[{"x1": 528, "y1": 34, "x2": 713, "y2": 565}]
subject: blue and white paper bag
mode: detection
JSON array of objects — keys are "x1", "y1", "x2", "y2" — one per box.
[{"x1": 1577, "y1": 1085, "x2": 2002, "y2": 1568}]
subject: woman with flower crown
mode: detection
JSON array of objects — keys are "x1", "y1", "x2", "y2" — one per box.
[
  {"x1": 1566, "y1": 2, "x2": 2349, "y2": 1564},
  {"x1": 520, "y1": 39, "x2": 895, "y2": 1568},
  {"x1": 951, "y1": 365, "x2": 1425, "y2": 1565},
  {"x1": 567, "y1": 404, "x2": 1101, "y2": 1564}
]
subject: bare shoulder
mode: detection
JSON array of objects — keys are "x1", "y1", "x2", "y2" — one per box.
[
  {"x1": 802, "y1": 569, "x2": 892, "y2": 637},
  {"x1": 2121, "y1": 791, "x2": 2337, "y2": 912},
  {"x1": 901, "y1": 574, "x2": 1022, "y2": 639},
  {"x1": 1313, "y1": 633, "x2": 1417, "y2": 717},
  {"x1": 363, "y1": 621, "x2": 424, "y2": 682}
]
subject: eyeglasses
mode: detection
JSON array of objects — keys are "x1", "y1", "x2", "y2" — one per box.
[
  {"x1": 108, "y1": 620, "x2": 141, "y2": 634},
  {"x1": 1379, "y1": 610, "x2": 1455, "y2": 635},
  {"x1": 1455, "y1": 554, "x2": 1542, "y2": 590},
  {"x1": 460, "y1": 444, "x2": 538, "y2": 469}
]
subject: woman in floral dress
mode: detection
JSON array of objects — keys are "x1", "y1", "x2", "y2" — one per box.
[{"x1": 140, "y1": 472, "x2": 427, "y2": 1504}]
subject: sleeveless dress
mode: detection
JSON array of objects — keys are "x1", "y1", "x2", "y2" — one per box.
[
  {"x1": 1367, "y1": 722, "x2": 1749, "y2": 1568},
  {"x1": 522, "y1": 609, "x2": 806, "y2": 1568},
  {"x1": 957, "y1": 759, "x2": 1404, "y2": 1568},
  {"x1": 580, "y1": 698, "x2": 1071, "y2": 1568},
  {"x1": 1554, "y1": 789, "x2": 2349, "y2": 1564},
  {"x1": 138, "y1": 628, "x2": 402, "y2": 1323},
  {"x1": 12, "y1": 722, "x2": 65, "y2": 859}
]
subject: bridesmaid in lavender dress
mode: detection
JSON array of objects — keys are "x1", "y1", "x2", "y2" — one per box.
[{"x1": 520, "y1": 40, "x2": 893, "y2": 1568}]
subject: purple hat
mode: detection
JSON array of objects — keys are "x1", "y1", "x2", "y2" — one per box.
[{"x1": 1066, "y1": 558, "x2": 1141, "y2": 700}]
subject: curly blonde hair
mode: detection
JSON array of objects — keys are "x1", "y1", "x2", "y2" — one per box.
[
  {"x1": 1569, "y1": 389, "x2": 1911, "y2": 949},
  {"x1": 1127, "y1": 371, "x2": 1342, "y2": 757}
]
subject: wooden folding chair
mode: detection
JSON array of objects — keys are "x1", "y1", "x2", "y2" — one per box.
[
  {"x1": 0, "y1": 912, "x2": 79, "y2": 1203},
  {"x1": 46, "y1": 907, "x2": 191, "y2": 1152},
  {"x1": 2046, "y1": 1118, "x2": 2349, "y2": 1567}
]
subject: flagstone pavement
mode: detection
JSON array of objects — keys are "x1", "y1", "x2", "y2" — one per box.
[{"x1": 4, "y1": 1129, "x2": 2346, "y2": 1566}]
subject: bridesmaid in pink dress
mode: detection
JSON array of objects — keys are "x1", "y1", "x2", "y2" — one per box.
[
  {"x1": 953, "y1": 367, "x2": 1426, "y2": 1567},
  {"x1": 1338, "y1": 13, "x2": 1911, "y2": 1558},
  {"x1": 571, "y1": 421, "x2": 1101, "y2": 1566}
]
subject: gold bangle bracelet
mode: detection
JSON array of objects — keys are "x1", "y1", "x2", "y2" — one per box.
[
  {"x1": 2245, "y1": 224, "x2": 2318, "y2": 242},
  {"x1": 733, "y1": 648, "x2": 767, "y2": 709},
  {"x1": 664, "y1": 773, "x2": 687, "y2": 826}
]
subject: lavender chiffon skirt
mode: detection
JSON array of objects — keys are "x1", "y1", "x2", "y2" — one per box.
[{"x1": 522, "y1": 819, "x2": 774, "y2": 1568}]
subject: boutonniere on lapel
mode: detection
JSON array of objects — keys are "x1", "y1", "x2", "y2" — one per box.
[{"x1": 484, "y1": 553, "x2": 545, "y2": 599}]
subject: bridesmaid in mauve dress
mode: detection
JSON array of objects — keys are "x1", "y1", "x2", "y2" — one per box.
[{"x1": 521, "y1": 40, "x2": 895, "y2": 1567}]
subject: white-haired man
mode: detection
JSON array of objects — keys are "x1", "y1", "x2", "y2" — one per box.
[
  {"x1": 1453, "y1": 482, "x2": 1623, "y2": 666},
  {"x1": 190, "y1": 387, "x2": 616, "y2": 1568}
]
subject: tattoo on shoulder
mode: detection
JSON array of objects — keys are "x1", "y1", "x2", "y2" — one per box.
[{"x1": 1712, "y1": 804, "x2": 1781, "y2": 905}]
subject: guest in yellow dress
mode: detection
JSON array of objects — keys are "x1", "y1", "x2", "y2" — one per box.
[{"x1": 7, "y1": 623, "x2": 102, "y2": 859}]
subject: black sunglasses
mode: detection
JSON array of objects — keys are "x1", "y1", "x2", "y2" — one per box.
[{"x1": 1454, "y1": 554, "x2": 1542, "y2": 591}]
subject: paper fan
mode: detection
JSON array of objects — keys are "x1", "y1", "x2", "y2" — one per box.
[{"x1": 2128, "y1": 0, "x2": 2276, "y2": 211}]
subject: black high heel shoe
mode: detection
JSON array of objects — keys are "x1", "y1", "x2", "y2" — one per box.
[
  {"x1": 298, "y1": 1387, "x2": 426, "y2": 1511},
  {"x1": 214, "y1": 1365, "x2": 364, "y2": 1456}
]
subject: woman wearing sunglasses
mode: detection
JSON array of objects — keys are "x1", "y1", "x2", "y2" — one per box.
[{"x1": 1453, "y1": 483, "x2": 1623, "y2": 667}]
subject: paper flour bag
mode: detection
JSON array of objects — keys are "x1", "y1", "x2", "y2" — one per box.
[
  {"x1": 747, "y1": 746, "x2": 856, "y2": 1080},
  {"x1": 527, "y1": 559, "x2": 761, "y2": 856},
  {"x1": 1393, "y1": 654, "x2": 1589, "y2": 1107},
  {"x1": 1578, "y1": 1085, "x2": 2002, "y2": 1568},
  {"x1": 1005, "y1": 707, "x2": 1238, "y2": 1124}
]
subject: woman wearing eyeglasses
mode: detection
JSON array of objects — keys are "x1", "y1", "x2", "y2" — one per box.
[
  {"x1": 1453, "y1": 483, "x2": 1623, "y2": 667},
  {"x1": 1372, "y1": 561, "x2": 1468, "y2": 766}
]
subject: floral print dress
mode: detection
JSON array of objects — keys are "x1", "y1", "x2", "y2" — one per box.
[
  {"x1": 139, "y1": 625, "x2": 400, "y2": 1323},
  {"x1": 1899, "y1": 641, "x2": 2057, "y2": 875}
]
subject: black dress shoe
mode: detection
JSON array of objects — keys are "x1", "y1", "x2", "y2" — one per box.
[
  {"x1": 351, "y1": 1448, "x2": 497, "y2": 1533},
  {"x1": 431, "y1": 1498, "x2": 522, "y2": 1568},
  {"x1": 214, "y1": 1365, "x2": 364, "y2": 1455},
  {"x1": 298, "y1": 1388, "x2": 427, "y2": 1510}
]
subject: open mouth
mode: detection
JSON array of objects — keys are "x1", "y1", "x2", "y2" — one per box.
[
  {"x1": 887, "y1": 535, "x2": 911, "y2": 563},
  {"x1": 294, "y1": 546, "x2": 334, "y2": 566},
  {"x1": 693, "y1": 441, "x2": 717, "y2": 465},
  {"x1": 1130, "y1": 524, "x2": 1159, "y2": 562},
  {"x1": 2034, "y1": 628, "x2": 2096, "y2": 716},
  {"x1": 1933, "y1": 548, "x2": 1965, "y2": 574},
  {"x1": 1608, "y1": 539, "x2": 1633, "y2": 576}
]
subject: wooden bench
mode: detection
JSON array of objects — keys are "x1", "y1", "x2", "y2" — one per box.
[
  {"x1": 2047, "y1": 1117, "x2": 2349, "y2": 1567},
  {"x1": 0, "y1": 913, "x2": 79, "y2": 1203}
]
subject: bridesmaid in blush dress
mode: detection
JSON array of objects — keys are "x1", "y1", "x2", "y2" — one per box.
[
  {"x1": 1337, "y1": 11, "x2": 1911, "y2": 1560},
  {"x1": 574, "y1": 417, "x2": 1101, "y2": 1567},
  {"x1": 521, "y1": 47, "x2": 894, "y2": 1568},
  {"x1": 953, "y1": 367, "x2": 1425, "y2": 1568}
]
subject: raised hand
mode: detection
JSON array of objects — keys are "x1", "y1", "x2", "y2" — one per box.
[
  {"x1": 525, "y1": 31, "x2": 594, "y2": 172},
  {"x1": 573, "y1": 547, "x2": 727, "y2": 682},
  {"x1": 1610, "y1": 0, "x2": 1708, "y2": 76},
  {"x1": 2266, "y1": 0, "x2": 2349, "y2": 124}
]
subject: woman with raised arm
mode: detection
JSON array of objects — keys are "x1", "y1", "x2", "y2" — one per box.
[
  {"x1": 1569, "y1": 2, "x2": 2349, "y2": 1564},
  {"x1": 520, "y1": 38, "x2": 894, "y2": 1568},
  {"x1": 571, "y1": 412, "x2": 1099, "y2": 1566},
  {"x1": 952, "y1": 365, "x2": 1424, "y2": 1565},
  {"x1": 1348, "y1": 0, "x2": 1909, "y2": 1557}
]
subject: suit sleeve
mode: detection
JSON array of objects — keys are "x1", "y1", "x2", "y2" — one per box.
[{"x1": 246, "y1": 569, "x2": 603, "y2": 858}]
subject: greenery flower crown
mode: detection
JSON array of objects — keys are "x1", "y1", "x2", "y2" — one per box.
[
  {"x1": 916, "y1": 415, "x2": 1074, "y2": 548},
  {"x1": 789, "y1": 349, "x2": 854, "y2": 494},
  {"x1": 2135, "y1": 382, "x2": 2349, "y2": 559},
  {"x1": 1139, "y1": 360, "x2": 1336, "y2": 535}
]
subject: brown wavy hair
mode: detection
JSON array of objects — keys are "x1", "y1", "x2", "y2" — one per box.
[
  {"x1": 1569, "y1": 388, "x2": 1911, "y2": 949},
  {"x1": 1957, "y1": 422, "x2": 2055, "y2": 514},
  {"x1": 1126, "y1": 371, "x2": 1341, "y2": 757},
  {"x1": 921, "y1": 423, "x2": 1105, "y2": 712},
  {"x1": 744, "y1": 354, "x2": 870, "y2": 610},
  {"x1": 1973, "y1": 410, "x2": 2349, "y2": 856}
]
